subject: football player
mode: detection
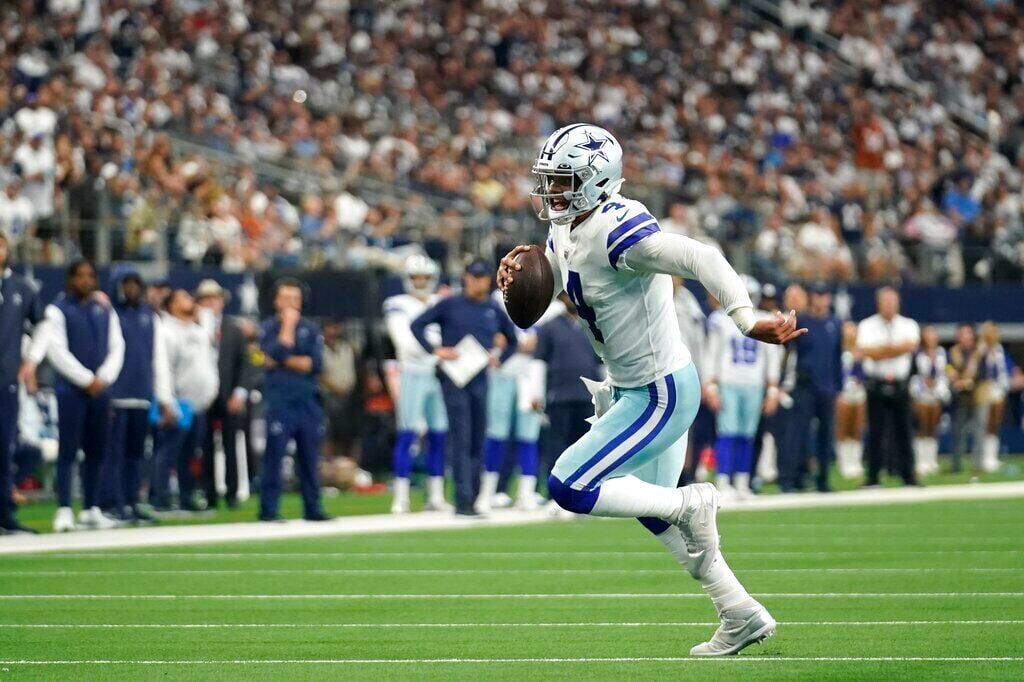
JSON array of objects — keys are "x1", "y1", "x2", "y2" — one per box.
[
  {"x1": 498, "y1": 124, "x2": 804, "y2": 656},
  {"x1": 383, "y1": 255, "x2": 450, "y2": 513}
]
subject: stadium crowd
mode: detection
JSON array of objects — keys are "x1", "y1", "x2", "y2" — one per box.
[{"x1": 3, "y1": 0, "x2": 1024, "y2": 284}]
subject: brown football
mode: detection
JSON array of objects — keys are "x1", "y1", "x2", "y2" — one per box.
[{"x1": 504, "y1": 245, "x2": 554, "y2": 329}]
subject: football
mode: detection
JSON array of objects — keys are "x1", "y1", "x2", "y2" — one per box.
[{"x1": 504, "y1": 245, "x2": 555, "y2": 329}]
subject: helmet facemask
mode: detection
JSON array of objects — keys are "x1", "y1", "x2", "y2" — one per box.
[{"x1": 531, "y1": 166, "x2": 599, "y2": 226}]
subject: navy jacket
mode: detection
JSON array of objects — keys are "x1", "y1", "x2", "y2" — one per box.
[
  {"x1": 410, "y1": 293, "x2": 518, "y2": 387},
  {"x1": 260, "y1": 316, "x2": 323, "y2": 410},
  {"x1": 52, "y1": 293, "x2": 113, "y2": 392},
  {"x1": 0, "y1": 268, "x2": 42, "y2": 386},
  {"x1": 793, "y1": 313, "x2": 843, "y2": 396},
  {"x1": 109, "y1": 266, "x2": 158, "y2": 402},
  {"x1": 535, "y1": 313, "x2": 603, "y2": 404}
]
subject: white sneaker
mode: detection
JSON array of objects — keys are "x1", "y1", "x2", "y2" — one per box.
[
  {"x1": 673, "y1": 482, "x2": 720, "y2": 579},
  {"x1": 491, "y1": 492, "x2": 513, "y2": 509},
  {"x1": 53, "y1": 507, "x2": 76, "y2": 533},
  {"x1": 77, "y1": 506, "x2": 120, "y2": 530},
  {"x1": 422, "y1": 499, "x2": 453, "y2": 512},
  {"x1": 690, "y1": 603, "x2": 776, "y2": 656}
]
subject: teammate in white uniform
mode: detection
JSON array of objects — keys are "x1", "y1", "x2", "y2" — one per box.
[
  {"x1": 383, "y1": 255, "x2": 450, "y2": 513},
  {"x1": 499, "y1": 124, "x2": 805, "y2": 656},
  {"x1": 704, "y1": 283, "x2": 781, "y2": 499}
]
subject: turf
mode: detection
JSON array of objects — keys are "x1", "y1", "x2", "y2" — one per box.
[{"x1": 1, "y1": 498, "x2": 1023, "y2": 679}]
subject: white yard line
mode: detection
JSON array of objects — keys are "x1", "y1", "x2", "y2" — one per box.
[
  {"x1": 1, "y1": 620, "x2": 1021, "y2": 629},
  {"x1": 1, "y1": 567, "x2": 1019, "y2": 576},
  {"x1": 1, "y1": 592, "x2": 1020, "y2": 600},
  {"x1": 1, "y1": 657, "x2": 1022, "y2": 665},
  {"x1": 2, "y1": 481, "x2": 1023, "y2": 555}
]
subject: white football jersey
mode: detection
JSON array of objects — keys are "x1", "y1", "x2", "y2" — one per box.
[
  {"x1": 705, "y1": 309, "x2": 780, "y2": 387},
  {"x1": 383, "y1": 293, "x2": 440, "y2": 373},
  {"x1": 545, "y1": 193, "x2": 692, "y2": 387}
]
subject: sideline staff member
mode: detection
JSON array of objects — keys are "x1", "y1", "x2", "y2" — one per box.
[{"x1": 856, "y1": 287, "x2": 920, "y2": 487}]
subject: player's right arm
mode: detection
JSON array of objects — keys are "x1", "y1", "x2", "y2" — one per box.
[{"x1": 622, "y1": 231, "x2": 805, "y2": 345}]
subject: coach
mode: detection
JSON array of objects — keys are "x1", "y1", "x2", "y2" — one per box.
[
  {"x1": 856, "y1": 287, "x2": 920, "y2": 487},
  {"x1": 782, "y1": 282, "x2": 842, "y2": 493},
  {"x1": 0, "y1": 231, "x2": 42, "y2": 534},
  {"x1": 258, "y1": 279, "x2": 330, "y2": 522},
  {"x1": 40, "y1": 260, "x2": 125, "y2": 531},
  {"x1": 411, "y1": 260, "x2": 518, "y2": 516}
]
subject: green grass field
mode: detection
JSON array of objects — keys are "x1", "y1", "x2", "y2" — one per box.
[{"x1": 1, "y1": 497, "x2": 1022, "y2": 679}]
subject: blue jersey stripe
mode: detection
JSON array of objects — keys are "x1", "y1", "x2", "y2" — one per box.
[
  {"x1": 563, "y1": 382, "x2": 660, "y2": 489},
  {"x1": 589, "y1": 375, "x2": 676, "y2": 484},
  {"x1": 609, "y1": 222, "x2": 661, "y2": 268},
  {"x1": 606, "y1": 213, "x2": 654, "y2": 248}
]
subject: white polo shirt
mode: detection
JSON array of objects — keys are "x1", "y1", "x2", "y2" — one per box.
[{"x1": 856, "y1": 313, "x2": 920, "y2": 381}]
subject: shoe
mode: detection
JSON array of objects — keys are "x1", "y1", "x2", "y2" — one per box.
[
  {"x1": 690, "y1": 603, "x2": 777, "y2": 656},
  {"x1": 454, "y1": 507, "x2": 484, "y2": 518},
  {"x1": 258, "y1": 512, "x2": 284, "y2": 522},
  {"x1": 390, "y1": 498, "x2": 410, "y2": 514},
  {"x1": 131, "y1": 505, "x2": 159, "y2": 524},
  {"x1": 673, "y1": 482, "x2": 720, "y2": 579},
  {"x1": 53, "y1": 507, "x2": 76, "y2": 532},
  {"x1": 491, "y1": 492, "x2": 513, "y2": 509},
  {"x1": 514, "y1": 495, "x2": 540, "y2": 511},
  {"x1": 226, "y1": 498, "x2": 240, "y2": 510},
  {"x1": 0, "y1": 519, "x2": 38, "y2": 535},
  {"x1": 304, "y1": 511, "x2": 333, "y2": 522},
  {"x1": 422, "y1": 499, "x2": 454, "y2": 512},
  {"x1": 78, "y1": 506, "x2": 121, "y2": 530}
]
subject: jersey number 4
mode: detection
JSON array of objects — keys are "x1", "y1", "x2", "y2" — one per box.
[{"x1": 567, "y1": 271, "x2": 604, "y2": 343}]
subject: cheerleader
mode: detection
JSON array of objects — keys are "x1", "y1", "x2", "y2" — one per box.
[
  {"x1": 973, "y1": 322, "x2": 1010, "y2": 473},
  {"x1": 909, "y1": 326, "x2": 950, "y2": 476},
  {"x1": 835, "y1": 321, "x2": 866, "y2": 479}
]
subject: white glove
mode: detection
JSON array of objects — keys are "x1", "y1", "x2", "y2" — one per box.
[{"x1": 580, "y1": 376, "x2": 614, "y2": 425}]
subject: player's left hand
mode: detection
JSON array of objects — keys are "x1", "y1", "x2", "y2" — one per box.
[{"x1": 748, "y1": 309, "x2": 807, "y2": 345}]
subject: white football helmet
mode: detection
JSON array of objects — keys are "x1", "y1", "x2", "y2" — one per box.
[
  {"x1": 531, "y1": 123, "x2": 624, "y2": 226},
  {"x1": 402, "y1": 254, "x2": 439, "y2": 298}
]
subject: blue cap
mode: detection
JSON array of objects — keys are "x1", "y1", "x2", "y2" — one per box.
[
  {"x1": 809, "y1": 281, "x2": 831, "y2": 295},
  {"x1": 465, "y1": 259, "x2": 490, "y2": 277}
]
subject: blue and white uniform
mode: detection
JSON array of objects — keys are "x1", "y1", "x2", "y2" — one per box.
[{"x1": 545, "y1": 194, "x2": 755, "y2": 497}]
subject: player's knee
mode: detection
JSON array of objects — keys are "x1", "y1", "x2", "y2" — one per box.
[{"x1": 547, "y1": 475, "x2": 598, "y2": 514}]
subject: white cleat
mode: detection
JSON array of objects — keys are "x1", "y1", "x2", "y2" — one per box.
[
  {"x1": 490, "y1": 492, "x2": 513, "y2": 509},
  {"x1": 53, "y1": 507, "x2": 77, "y2": 533},
  {"x1": 514, "y1": 495, "x2": 540, "y2": 511},
  {"x1": 77, "y1": 506, "x2": 120, "y2": 530},
  {"x1": 690, "y1": 603, "x2": 777, "y2": 656},
  {"x1": 390, "y1": 498, "x2": 410, "y2": 514},
  {"x1": 473, "y1": 499, "x2": 492, "y2": 516},
  {"x1": 674, "y1": 482, "x2": 720, "y2": 579},
  {"x1": 422, "y1": 499, "x2": 453, "y2": 512}
]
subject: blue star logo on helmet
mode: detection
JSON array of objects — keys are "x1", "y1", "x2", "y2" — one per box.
[{"x1": 575, "y1": 132, "x2": 610, "y2": 164}]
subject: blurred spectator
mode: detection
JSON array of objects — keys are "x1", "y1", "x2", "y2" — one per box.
[
  {"x1": 856, "y1": 287, "x2": 920, "y2": 487},
  {"x1": 257, "y1": 280, "x2": 330, "y2": 522},
  {"x1": 0, "y1": 180, "x2": 35, "y2": 252},
  {"x1": 836, "y1": 320, "x2": 866, "y2": 479},
  {"x1": 320, "y1": 321, "x2": 358, "y2": 459},
  {"x1": 196, "y1": 280, "x2": 256, "y2": 510},
  {"x1": 947, "y1": 323, "x2": 979, "y2": 473},
  {"x1": 973, "y1": 322, "x2": 1010, "y2": 473},
  {"x1": 38, "y1": 260, "x2": 125, "y2": 531},
  {"x1": 909, "y1": 326, "x2": 950, "y2": 477},
  {"x1": 153, "y1": 289, "x2": 218, "y2": 512},
  {"x1": 534, "y1": 294, "x2": 602, "y2": 492}
]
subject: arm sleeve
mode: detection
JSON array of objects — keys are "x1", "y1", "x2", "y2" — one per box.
[
  {"x1": 410, "y1": 301, "x2": 444, "y2": 354},
  {"x1": 43, "y1": 305, "x2": 95, "y2": 388},
  {"x1": 764, "y1": 342, "x2": 782, "y2": 384},
  {"x1": 152, "y1": 315, "x2": 175, "y2": 406},
  {"x1": 385, "y1": 306, "x2": 426, "y2": 360},
  {"x1": 621, "y1": 232, "x2": 755, "y2": 334},
  {"x1": 497, "y1": 306, "x2": 519, "y2": 363},
  {"x1": 96, "y1": 310, "x2": 125, "y2": 386},
  {"x1": 26, "y1": 315, "x2": 51, "y2": 365},
  {"x1": 260, "y1": 322, "x2": 291, "y2": 364}
]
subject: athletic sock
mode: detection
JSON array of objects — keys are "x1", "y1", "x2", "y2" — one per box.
[
  {"x1": 392, "y1": 430, "x2": 416, "y2": 479},
  {"x1": 426, "y1": 476, "x2": 446, "y2": 504},
  {"x1": 914, "y1": 437, "x2": 928, "y2": 475},
  {"x1": 392, "y1": 477, "x2": 410, "y2": 507},
  {"x1": 483, "y1": 437, "x2": 505, "y2": 473},
  {"x1": 517, "y1": 475, "x2": 537, "y2": 503},
  {"x1": 426, "y1": 431, "x2": 447, "y2": 477},
  {"x1": 735, "y1": 437, "x2": 754, "y2": 475},
  {"x1": 715, "y1": 436, "x2": 736, "y2": 477},
  {"x1": 477, "y1": 471, "x2": 499, "y2": 507},
  {"x1": 648, "y1": 526, "x2": 756, "y2": 615},
  {"x1": 588, "y1": 475, "x2": 683, "y2": 521},
  {"x1": 699, "y1": 550, "x2": 758, "y2": 616},
  {"x1": 517, "y1": 441, "x2": 539, "y2": 477}
]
